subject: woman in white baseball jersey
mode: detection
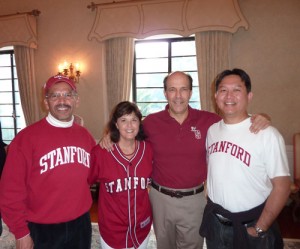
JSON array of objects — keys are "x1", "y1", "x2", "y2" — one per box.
[{"x1": 89, "y1": 101, "x2": 153, "y2": 249}]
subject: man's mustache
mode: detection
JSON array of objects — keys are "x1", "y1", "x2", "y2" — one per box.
[{"x1": 55, "y1": 104, "x2": 71, "y2": 109}]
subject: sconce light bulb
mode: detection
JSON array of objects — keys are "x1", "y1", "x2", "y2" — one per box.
[
  {"x1": 58, "y1": 64, "x2": 64, "y2": 73},
  {"x1": 57, "y1": 61, "x2": 81, "y2": 83}
]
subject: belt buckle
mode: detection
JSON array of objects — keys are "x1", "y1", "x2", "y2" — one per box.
[{"x1": 170, "y1": 190, "x2": 183, "y2": 198}]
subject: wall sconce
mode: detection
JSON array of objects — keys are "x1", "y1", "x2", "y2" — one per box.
[{"x1": 58, "y1": 61, "x2": 81, "y2": 83}]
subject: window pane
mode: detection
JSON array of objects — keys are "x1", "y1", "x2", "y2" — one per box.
[
  {"x1": 13, "y1": 67, "x2": 17, "y2": 77},
  {"x1": 0, "y1": 93, "x2": 13, "y2": 103},
  {"x1": 136, "y1": 58, "x2": 168, "y2": 73},
  {"x1": 14, "y1": 94, "x2": 21, "y2": 103},
  {"x1": 136, "y1": 73, "x2": 165, "y2": 88},
  {"x1": 14, "y1": 79, "x2": 19, "y2": 91},
  {"x1": 136, "y1": 88, "x2": 165, "y2": 102},
  {"x1": 136, "y1": 42, "x2": 168, "y2": 58},
  {"x1": 189, "y1": 72, "x2": 199, "y2": 82},
  {"x1": 0, "y1": 79, "x2": 13, "y2": 91},
  {"x1": 0, "y1": 54, "x2": 11, "y2": 66},
  {"x1": 2, "y1": 128, "x2": 15, "y2": 143},
  {"x1": 15, "y1": 104, "x2": 23, "y2": 117},
  {"x1": 0, "y1": 117, "x2": 14, "y2": 128},
  {"x1": 0, "y1": 104, "x2": 13, "y2": 115},
  {"x1": 172, "y1": 56, "x2": 197, "y2": 71},
  {"x1": 137, "y1": 102, "x2": 166, "y2": 116},
  {"x1": 16, "y1": 117, "x2": 26, "y2": 128},
  {"x1": 15, "y1": 104, "x2": 23, "y2": 115},
  {"x1": 189, "y1": 102, "x2": 200, "y2": 110},
  {"x1": 191, "y1": 87, "x2": 200, "y2": 102},
  {"x1": 0, "y1": 67, "x2": 12, "y2": 79},
  {"x1": 172, "y1": 41, "x2": 196, "y2": 56}
]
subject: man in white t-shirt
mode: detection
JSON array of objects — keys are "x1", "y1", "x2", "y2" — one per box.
[{"x1": 200, "y1": 68, "x2": 291, "y2": 249}]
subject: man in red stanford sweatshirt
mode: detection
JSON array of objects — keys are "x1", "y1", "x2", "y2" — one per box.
[{"x1": 0, "y1": 75, "x2": 96, "y2": 249}]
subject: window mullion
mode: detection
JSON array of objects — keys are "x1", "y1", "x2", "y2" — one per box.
[
  {"x1": 168, "y1": 40, "x2": 172, "y2": 73},
  {"x1": 9, "y1": 52, "x2": 17, "y2": 136},
  {"x1": 132, "y1": 46, "x2": 137, "y2": 102}
]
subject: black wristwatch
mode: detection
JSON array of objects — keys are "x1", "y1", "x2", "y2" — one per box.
[{"x1": 255, "y1": 225, "x2": 267, "y2": 238}]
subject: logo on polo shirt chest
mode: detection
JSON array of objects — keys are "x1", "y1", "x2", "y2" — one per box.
[{"x1": 191, "y1": 126, "x2": 201, "y2": 139}]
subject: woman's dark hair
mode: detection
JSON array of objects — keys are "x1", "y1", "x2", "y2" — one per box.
[
  {"x1": 215, "y1": 68, "x2": 252, "y2": 93},
  {"x1": 108, "y1": 101, "x2": 146, "y2": 143}
]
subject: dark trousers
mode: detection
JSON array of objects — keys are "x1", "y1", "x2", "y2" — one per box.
[
  {"x1": 206, "y1": 213, "x2": 283, "y2": 249},
  {"x1": 28, "y1": 212, "x2": 91, "y2": 249}
]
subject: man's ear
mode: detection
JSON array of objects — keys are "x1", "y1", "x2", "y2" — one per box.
[
  {"x1": 44, "y1": 98, "x2": 50, "y2": 111},
  {"x1": 75, "y1": 96, "x2": 80, "y2": 108},
  {"x1": 248, "y1": 92, "x2": 253, "y2": 102},
  {"x1": 163, "y1": 90, "x2": 167, "y2": 99},
  {"x1": 188, "y1": 89, "x2": 193, "y2": 100}
]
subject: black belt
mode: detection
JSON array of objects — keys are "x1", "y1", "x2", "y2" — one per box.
[
  {"x1": 215, "y1": 213, "x2": 255, "y2": 227},
  {"x1": 151, "y1": 181, "x2": 204, "y2": 198}
]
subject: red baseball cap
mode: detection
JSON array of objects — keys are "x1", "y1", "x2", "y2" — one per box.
[{"x1": 44, "y1": 75, "x2": 76, "y2": 92}]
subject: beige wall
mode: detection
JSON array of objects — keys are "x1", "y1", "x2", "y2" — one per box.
[
  {"x1": 232, "y1": 0, "x2": 300, "y2": 145},
  {"x1": 1, "y1": 0, "x2": 299, "y2": 144}
]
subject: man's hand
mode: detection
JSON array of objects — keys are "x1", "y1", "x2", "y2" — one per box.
[
  {"x1": 99, "y1": 133, "x2": 114, "y2": 151},
  {"x1": 246, "y1": 226, "x2": 259, "y2": 237},
  {"x1": 250, "y1": 113, "x2": 271, "y2": 134},
  {"x1": 16, "y1": 234, "x2": 34, "y2": 249},
  {"x1": 254, "y1": 176, "x2": 290, "y2": 233}
]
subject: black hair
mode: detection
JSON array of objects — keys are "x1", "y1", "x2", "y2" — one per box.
[
  {"x1": 108, "y1": 101, "x2": 146, "y2": 143},
  {"x1": 215, "y1": 68, "x2": 251, "y2": 93}
]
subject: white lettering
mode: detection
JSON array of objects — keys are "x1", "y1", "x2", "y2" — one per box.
[
  {"x1": 39, "y1": 146, "x2": 91, "y2": 174},
  {"x1": 55, "y1": 148, "x2": 64, "y2": 166},
  {"x1": 40, "y1": 155, "x2": 48, "y2": 174},
  {"x1": 116, "y1": 179, "x2": 123, "y2": 192},
  {"x1": 105, "y1": 177, "x2": 151, "y2": 193}
]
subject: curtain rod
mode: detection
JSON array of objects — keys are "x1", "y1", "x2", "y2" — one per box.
[
  {"x1": 87, "y1": 0, "x2": 157, "y2": 11},
  {"x1": 0, "y1": 9, "x2": 41, "y2": 18}
]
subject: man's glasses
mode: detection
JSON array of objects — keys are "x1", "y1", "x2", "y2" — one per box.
[{"x1": 46, "y1": 92, "x2": 77, "y2": 101}]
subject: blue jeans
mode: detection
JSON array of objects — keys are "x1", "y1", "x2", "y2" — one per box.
[
  {"x1": 28, "y1": 212, "x2": 91, "y2": 249},
  {"x1": 206, "y1": 213, "x2": 283, "y2": 249}
]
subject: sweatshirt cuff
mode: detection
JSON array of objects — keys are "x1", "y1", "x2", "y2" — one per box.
[
  {"x1": 17, "y1": 233, "x2": 30, "y2": 240},
  {"x1": 14, "y1": 226, "x2": 30, "y2": 240}
]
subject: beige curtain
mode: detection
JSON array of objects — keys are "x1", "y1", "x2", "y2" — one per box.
[
  {"x1": 195, "y1": 31, "x2": 232, "y2": 113},
  {"x1": 104, "y1": 37, "x2": 134, "y2": 111},
  {"x1": 14, "y1": 46, "x2": 39, "y2": 125}
]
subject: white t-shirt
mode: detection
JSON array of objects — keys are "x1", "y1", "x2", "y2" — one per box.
[{"x1": 206, "y1": 117, "x2": 290, "y2": 212}]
